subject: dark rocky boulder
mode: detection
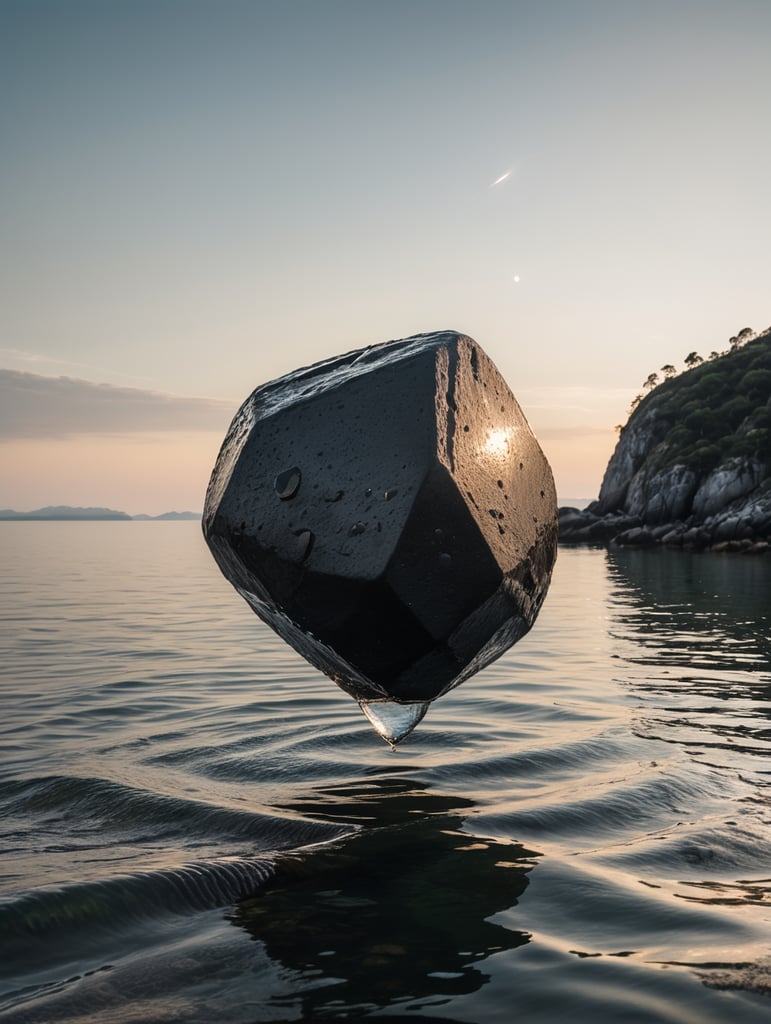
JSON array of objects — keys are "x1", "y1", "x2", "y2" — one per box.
[
  {"x1": 558, "y1": 507, "x2": 640, "y2": 545},
  {"x1": 204, "y1": 331, "x2": 558, "y2": 743}
]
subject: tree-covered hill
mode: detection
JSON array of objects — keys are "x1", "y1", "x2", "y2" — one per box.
[
  {"x1": 560, "y1": 327, "x2": 771, "y2": 551},
  {"x1": 618, "y1": 328, "x2": 770, "y2": 483}
]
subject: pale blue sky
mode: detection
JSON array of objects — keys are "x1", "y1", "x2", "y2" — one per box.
[{"x1": 1, "y1": 1, "x2": 769, "y2": 512}]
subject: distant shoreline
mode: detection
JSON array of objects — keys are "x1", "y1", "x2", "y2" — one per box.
[
  {"x1": 0, "y1": 507, "x2": 201, "y2": 522},
  {"x1": 2, "y1": 501, "x2": 590, "y2": 523}
]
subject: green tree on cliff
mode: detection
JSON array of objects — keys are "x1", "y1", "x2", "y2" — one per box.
[
  {"x1": 684, "y1": 351, "x2": 703, "y2": 369},
  {"x1": 730, "y1": 327, "x2": 754, "y2": 351}
]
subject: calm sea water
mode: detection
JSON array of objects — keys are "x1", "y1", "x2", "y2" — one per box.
[{"x1": 1, "y1": 523, "x2": 770, "y2": 1023}]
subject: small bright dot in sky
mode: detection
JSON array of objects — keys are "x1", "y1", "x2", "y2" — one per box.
[{"x1": 513, "y1": 275, "x2": 520, "y2": 283}]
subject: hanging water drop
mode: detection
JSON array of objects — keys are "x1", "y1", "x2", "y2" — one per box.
[{"x1": 358, "y1": 700, "x2": 429, "y2": 746}]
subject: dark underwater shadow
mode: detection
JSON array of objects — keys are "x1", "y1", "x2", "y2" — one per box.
[{"x1": 228, "y1": 776, "x2": 540, "y2": 1020}]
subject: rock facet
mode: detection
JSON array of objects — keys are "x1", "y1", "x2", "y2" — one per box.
[{"x1": 203, "y1": 331, "x2": 557, "y2": 742}]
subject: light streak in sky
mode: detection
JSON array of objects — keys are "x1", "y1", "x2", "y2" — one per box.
[{"x1": 489, "y1": 170, "x2": 511, "y2": 187}]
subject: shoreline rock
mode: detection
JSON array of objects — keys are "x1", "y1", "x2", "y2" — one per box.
[{"x1": 559, "y1": 487, "x2": 771, "y2": 554}]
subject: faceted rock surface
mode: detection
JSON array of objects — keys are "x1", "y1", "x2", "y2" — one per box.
[{"x1": 203, "y1": 331, "x2": 557, "y2": 721}]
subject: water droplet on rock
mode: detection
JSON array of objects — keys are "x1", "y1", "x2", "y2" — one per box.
[
  {"x1": 275, "y1": 467, "x2": 301, "y2": 500},
  {"x1": 348, "y1": 521, "x2": 366, "y2": 536},
  {"x1": 439, "y1": 552, "x2": 452, "y2": 564},
  {"x1": 359, "y1": 700, "x2": 429, "y2": 746},
  {"x1": 384, "y1": 488, "x2": 398, "y2": 501},
  {"x1": 292, "y1": 529, "x2": 314, "y2": 561}
]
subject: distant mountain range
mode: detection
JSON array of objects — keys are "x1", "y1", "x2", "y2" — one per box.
[{"x1": 0, "y1": 506, "x2": 201, "y2": 521}]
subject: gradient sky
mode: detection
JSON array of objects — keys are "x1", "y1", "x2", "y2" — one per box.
[{"x1": 1, "y1": 0, "x2": 769, "y2": 514}]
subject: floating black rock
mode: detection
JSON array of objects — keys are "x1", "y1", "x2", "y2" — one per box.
[{"x1": 203, "y1": 331, "x2": 557, "y2": 744}]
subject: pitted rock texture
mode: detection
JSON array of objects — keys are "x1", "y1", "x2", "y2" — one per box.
[{"x1": 203, "y1": 331, "x2": 557, "y2": 705}]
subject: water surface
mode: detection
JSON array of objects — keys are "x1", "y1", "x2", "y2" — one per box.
[{"x1": 1, "y1": 523, "x2": 770, "y2": 1021}]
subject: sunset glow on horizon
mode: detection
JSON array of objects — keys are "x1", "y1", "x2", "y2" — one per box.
[{"x1": 1, "y1": 1, "x2": 769, "y2": 515}]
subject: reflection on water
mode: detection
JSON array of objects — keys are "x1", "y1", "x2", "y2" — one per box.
[
  {"x1": 607, "y1": 547, "x2": 770, "y2": 664},
  {"x1": 607, "y1": 549, "x2": 771, "y2": 787},
  {"x1": 233, "y1": 778, "x2": 536, "y2": 1018},
  {"x1": 1, "y1": 527, "x2": 770, "y2": 1022}
]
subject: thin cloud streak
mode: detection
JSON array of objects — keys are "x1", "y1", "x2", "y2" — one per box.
[
  {"x1": 0, "y1": 348, "x2": 159, "y2": 386},
  {"x1": 0, "y1": 369, "x2": 235, "y2": 440},
  {"x1": 537, "y1": 425, "x2": 614, "y2": 441}
]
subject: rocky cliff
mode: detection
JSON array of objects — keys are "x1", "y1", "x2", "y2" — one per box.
[{"x1": 560, "y1": 329, "x2": 771, "y2": 552}]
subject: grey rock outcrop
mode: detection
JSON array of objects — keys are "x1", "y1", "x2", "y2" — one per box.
[
  {"x1": 204, "y1": 331, "x2": 558, "y2": 743},
  {"x1": 622, "y1": 464, "x2": 698, "y2": 524},
  {"x1": 690, "y1": 458, "x2": 764, "y2": 520},
  {"x1": 594, "y1": 410, "x2": 670, "y2": 513}
]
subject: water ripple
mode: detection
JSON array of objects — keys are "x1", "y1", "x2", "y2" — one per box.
[{"x1": 1, "y1": 527, "x2": 769, "y2": 1022}]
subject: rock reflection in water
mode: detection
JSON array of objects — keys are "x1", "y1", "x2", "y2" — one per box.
[
  {"x1": 607, "y1": 550, "x2": 770, "y2": 765},
  {"x1": 606, "y1": 546, "x2": 771, "y2": 861},
  {"x1": 607, "y1": 548, "x2": 770, "y2": 660},
  {"x1": 229, "y1": 778, "x2": 539, "y2": 1018}
]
